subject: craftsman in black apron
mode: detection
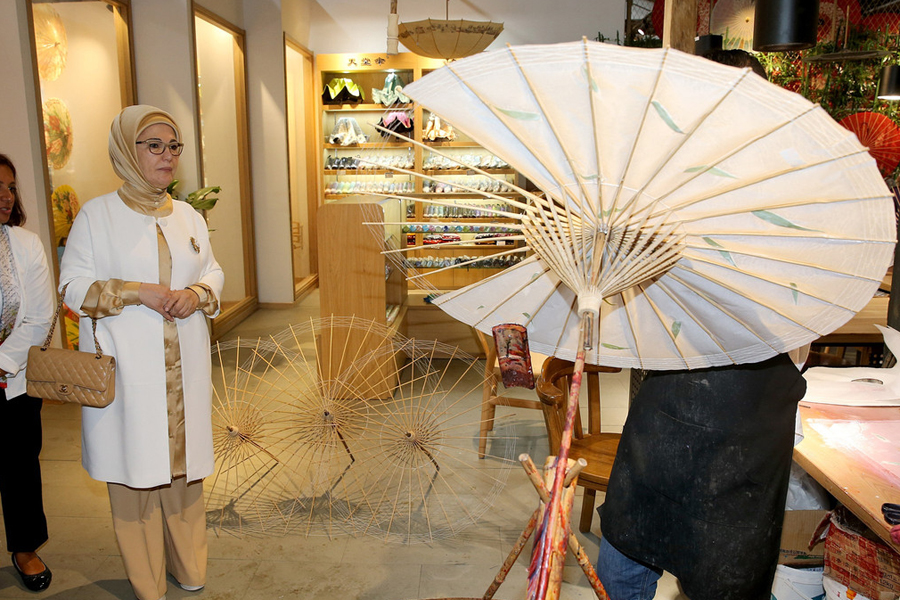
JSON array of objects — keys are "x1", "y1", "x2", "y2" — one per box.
[{"x1": 599, "y1": 353, "x2": 807, "y2": 600}]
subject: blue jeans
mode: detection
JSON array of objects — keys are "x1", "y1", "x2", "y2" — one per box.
[{"x1": 596, "y1": 537, "x2": 663, "y2": 600}]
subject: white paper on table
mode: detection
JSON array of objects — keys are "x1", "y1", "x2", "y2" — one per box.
[
  {"x1": 805, "y1": 418, "x2": 900, "y2": 487},
  {"x1": 803, "y1": 324, "x2": 900, "y2": 407}
]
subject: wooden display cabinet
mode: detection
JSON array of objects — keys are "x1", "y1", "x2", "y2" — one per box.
[{"x1": 318, "y1": 196, "x2": 407, "y2": 397}]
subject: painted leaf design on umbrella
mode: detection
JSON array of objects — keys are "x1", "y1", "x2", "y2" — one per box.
[
  {"x1": 397, "y1": 39, "x2": 894, "y2": 371},
  {"x1": 684, "y1": 165, "x2": 737, "y2": 178},
  {"x1": 652, "y1": 101, "x2": 683, "y2": 133},
  {"x1": 752, "y1": 210, "x2": 819, "y2": 232},
  {"x1": 672, "y1": 320, "x2": 682, "y2": 339},
  {"x1": 791, "y1": 283, "x2": 799, "y2": 304},
  {"x1": 496, "y1": 107, "x2": 541, "y2": 121},
  {"x1": 602, "y1": 342, "x2": 629, "y2": 350},
  {"x1": 703, "y1": 236, "x2": 736, "y2": 266}
]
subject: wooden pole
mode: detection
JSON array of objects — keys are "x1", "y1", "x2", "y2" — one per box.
[{"x1": 663, "y1": 0, "x2": 698, "y2": 53}]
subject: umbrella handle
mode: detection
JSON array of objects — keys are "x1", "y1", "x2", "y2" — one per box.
[{"x1": 528, "y1": 315, "x2": 592, "y2": 600}]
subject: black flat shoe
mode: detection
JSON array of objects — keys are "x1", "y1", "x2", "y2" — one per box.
[{"x1": 12, "y1": 553, "x2": 51, "y2": 592}]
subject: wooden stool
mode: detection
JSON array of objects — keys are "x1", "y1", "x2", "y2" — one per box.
[{"x1": 535, "y1": 357, "x2": 622, "y2": 532}]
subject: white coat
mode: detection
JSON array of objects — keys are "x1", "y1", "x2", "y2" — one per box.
[
  {"x1": 60, "y1": 192, "x2": 224, "y2": 488},
  {"x1": 0, "y1": 226, "x2": 55, "y2": 399}
]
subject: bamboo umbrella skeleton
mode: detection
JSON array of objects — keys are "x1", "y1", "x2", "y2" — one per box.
[
  {"x1": 367, "y1": 40, "x2": 895, "y2": 599},
  {"x1": 207, "y1": 317, "x2": 518, "y2": 543}
]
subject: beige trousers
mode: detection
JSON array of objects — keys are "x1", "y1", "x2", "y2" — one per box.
[{"x1": 108, "y1": 478, "x2": 207, "y2": 600}]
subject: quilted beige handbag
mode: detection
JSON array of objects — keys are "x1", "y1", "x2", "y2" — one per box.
[{"x1": 26, "y1": 285, "x2": 116, "y2": 407}]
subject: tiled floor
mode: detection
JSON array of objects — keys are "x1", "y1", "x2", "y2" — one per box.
[{"x1": 1, "y1": 291, "x2": 687, "y2": 599}]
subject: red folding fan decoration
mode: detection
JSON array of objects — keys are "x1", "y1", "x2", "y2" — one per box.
[{"x1": 839, "y1": 112, "x2": 900, "y2": 176}]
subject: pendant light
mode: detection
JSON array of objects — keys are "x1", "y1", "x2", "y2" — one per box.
[
  {"x1": 878, "y1": 65, "x2": 900, "y2": 101},
  {"x1": 753, "y1": 0, "x2": 820, "y2": 52}
]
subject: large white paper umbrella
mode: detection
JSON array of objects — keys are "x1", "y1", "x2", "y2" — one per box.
[{"x1": 401, "y1": 40, "x2": 895, "y2": 372}]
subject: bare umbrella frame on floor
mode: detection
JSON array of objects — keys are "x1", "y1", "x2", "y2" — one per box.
[{"x1": 206, "y1": 316, "x2": 520, "y2": 544}]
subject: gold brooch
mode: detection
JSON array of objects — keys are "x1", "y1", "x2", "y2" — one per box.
[{"x1": 190, "y1": 237, "x2": 200, "y2": 253}]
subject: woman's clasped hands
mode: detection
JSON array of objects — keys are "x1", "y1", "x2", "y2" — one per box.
[{"x1": 138, "y1": 283, "x2": 199, "y2": 321}]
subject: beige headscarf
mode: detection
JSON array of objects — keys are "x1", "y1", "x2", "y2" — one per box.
[{"x1": 108, "y1": 105, "x2": 181, "y2": 217}]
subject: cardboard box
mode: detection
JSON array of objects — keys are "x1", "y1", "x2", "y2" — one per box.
[
  {"x1": 779, "y1": 509, "x2": 828, "y2": 566},
  {"x1": 824, "y1": 511, "x2": 900, "y2": 600}
]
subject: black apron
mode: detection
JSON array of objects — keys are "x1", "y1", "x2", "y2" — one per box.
[{"x1": 600, "y1": 354, "x2": 806, "y2": 600}]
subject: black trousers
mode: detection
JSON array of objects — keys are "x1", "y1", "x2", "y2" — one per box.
[{"x1": 0, "y1": 390, "x2": 48, "y2": 553}]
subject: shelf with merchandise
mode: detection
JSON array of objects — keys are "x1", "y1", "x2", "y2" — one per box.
[
  {"x1": 320, "y1": 61, "x2": 414, "y2": 108},
  {"x1": 402, "y1": 189, "x2": 526, "y2": 292},
  {"x1": 316, "y1": 53, "x2": 529, "y2": 346},
  {"x1": 323, "y1": 103, "x2": 412, "y2": 112},
  {"x1": 407, "y1": 254, "x2": 524, "y2": 268},
  {"x1": 324, "y1": 142, "x2": 412, "y2": 149},
  {"x1": 322, "y1": 146, "x2": 415, "y2": 202},
  {"x1": 324, "y1": 148, "x2": 415, "y2": 170},
  {"x1": 421, "y1": 175, "x2": 516, "y2": 195},
  {"x1": 323, "y1": 112, "x2": 415, "y2": 148}
]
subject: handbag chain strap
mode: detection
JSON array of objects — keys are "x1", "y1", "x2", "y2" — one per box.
[{"x1": 41, "y1": 283, "x2": 104, "y2": 358}]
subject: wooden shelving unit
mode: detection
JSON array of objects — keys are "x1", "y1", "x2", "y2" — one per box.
[{"x1": 315, "y1": 52, "x2": 528, "y2": 354}]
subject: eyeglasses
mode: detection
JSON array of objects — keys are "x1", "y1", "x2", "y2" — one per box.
[{"x1": 136, "y1": 139, "x2": 185, "y2": 156}]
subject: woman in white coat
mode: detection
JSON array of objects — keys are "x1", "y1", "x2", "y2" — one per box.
[
  {"x1": 59, "y1": 106, "x2": 224, "y2": 600},
  {"x1": 0, "y1": 154, "x2": 55, "y2": 592}
]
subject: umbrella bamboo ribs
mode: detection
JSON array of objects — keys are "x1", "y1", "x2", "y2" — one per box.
[{"x1": 364, "y1": 124, "x2": 687, "y2": 301}]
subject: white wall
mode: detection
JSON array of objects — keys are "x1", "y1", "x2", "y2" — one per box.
[
  {"x1": 132, "y1": 0, "x2": 202, "y2": 193},
  {"x1": 283, "y1": 0, "x2": 312, "y2": 47},
  {"x1": 308, "y1": 0, "x2": 626, "y2": 54},
  {"x1": 196, "y1": 0, "x2": 244, "y2": 27},
  {"x1": 195, "y1": 16, "x2": 248, "y2": 305},
  {"x1": 244, "y1": 0, "x2": 295, "y2": 304}
]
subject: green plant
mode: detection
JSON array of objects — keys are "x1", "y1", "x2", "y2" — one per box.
[
  {"x1": 756, "y1": 26, "x2": 900, "y2": 178},
  {"x1": 166, "y1": 180, "x2": 221, "y2": 212}
]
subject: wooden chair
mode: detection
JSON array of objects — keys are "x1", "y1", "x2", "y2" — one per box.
[
  {"x1": 476, "y1": 330, "x2": 546, "y2": 458},
  {"x1": 535, "y1": 356, "x2": 622, "y2": 532}
]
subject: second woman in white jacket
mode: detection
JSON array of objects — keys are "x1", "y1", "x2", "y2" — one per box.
[{"x1": 0, "y1": 153, "x2": 55, "y2": 592}]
